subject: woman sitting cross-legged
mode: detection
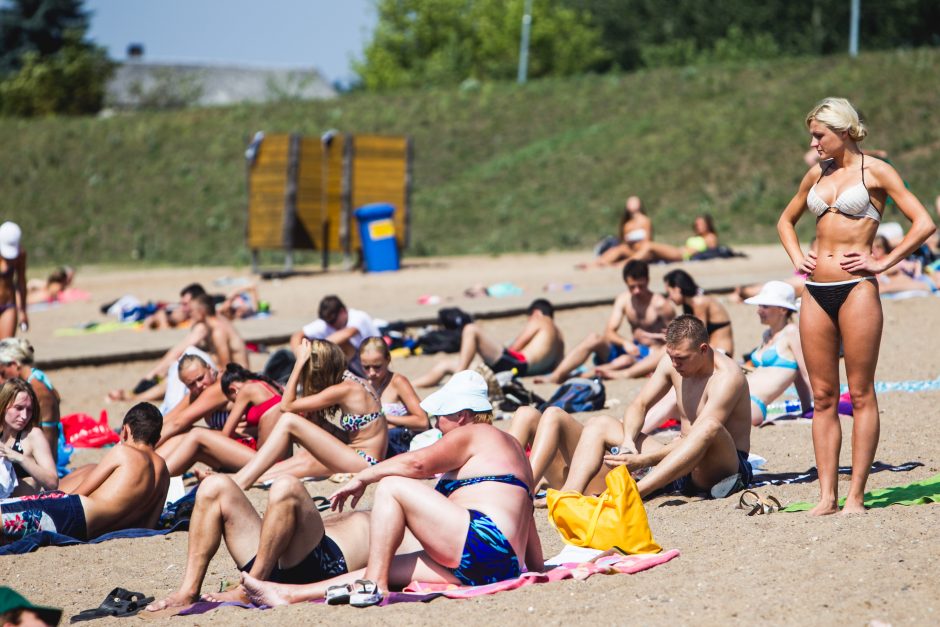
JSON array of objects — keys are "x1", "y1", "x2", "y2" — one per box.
[
  {"x1": 231, "y1": 339, "x2": 387, "y2": 490},
  {"x1": 156, "y1": 364, "x2": 283, "y2": 476},
  {"x1": 241, "y1": 370, "x2": 543, "y2": 608}
]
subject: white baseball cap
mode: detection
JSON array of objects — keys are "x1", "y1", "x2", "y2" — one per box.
[
  {"x1": 0, "y1": 222, "x2": 21, "y2": 260},
  {"x1": 744, "y1": 281, "x2": 799, "y2": 311},
  {"x1": 420, "y1": 370, "x2": 492, "y2": 416}
]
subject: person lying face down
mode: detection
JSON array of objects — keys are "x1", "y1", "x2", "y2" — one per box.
[
  {"x1": 240, "y1": 370, "x2": 544, "y2": 608},
  {"x1": 3, "y1": 403, "x2": 169, "y2": 543}
]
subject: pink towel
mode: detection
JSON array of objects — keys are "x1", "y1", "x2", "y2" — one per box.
[{"x1": 402, "y1": 549, "x2": 680, "y2": 598}]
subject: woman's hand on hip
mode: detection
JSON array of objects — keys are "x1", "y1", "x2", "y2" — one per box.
[
  {"x1": 797, "y1": 250, "x2": 817, "y2": 274},
  {"x1": 840, "y1": 251, "x2": 883, "y2": 275}
]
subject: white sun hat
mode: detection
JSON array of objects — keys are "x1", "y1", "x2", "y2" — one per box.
[
  {"x1": 420, "y1": 370, "x2": 492, "y2": 416},
  {"x1": 0, "y1": 222, "x2": 21, "y2": 260},
  {"x1": 744, "y1": 280, "x2": 799, "y2": 311}
]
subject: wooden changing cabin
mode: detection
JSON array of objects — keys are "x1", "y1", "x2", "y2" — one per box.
[{"x1": 245, "y1": 131, "x2": 412, "y2": 272}]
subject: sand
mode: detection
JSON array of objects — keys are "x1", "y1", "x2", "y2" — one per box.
[{"x1": 2, "y1": 250, "x2": 939, "y2": 626}]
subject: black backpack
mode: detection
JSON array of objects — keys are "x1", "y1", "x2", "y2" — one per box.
[
  {"x1": 538, "y1": 378, "x2": 606, "y2": 413},
  {"x1": 438, "y1": 307, "x2": 473, "y2": 330},
  {"x1": 417, "y1": 329, "x2": 462, "y2": 354},
  {"x1": 497, "y1": 377, "x2": 546, "y2": 413}
]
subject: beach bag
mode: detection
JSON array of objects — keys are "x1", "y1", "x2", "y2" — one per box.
[
  {"x1": 417, "y1": 329, "x2": 462, "y2": 354},
  {"x1": 497, "y1": 376, "x2": 545, "y2": 412},
  {"x1": 538, "y1": 378, "x2": 605, "y2": 413},
  {"x1": 438, "y1": 307, "x2": 473, "y2": 330},
  {"x1": 546, "y1": 465, "x2": 661, "y2": 554},
  {"x1": 61, "y1": 411, "x2": 120, "y2": 448}
]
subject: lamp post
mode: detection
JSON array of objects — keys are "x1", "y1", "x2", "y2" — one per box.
[
  {"x1": 849, "y1": 0, "x2": 860, "y2": 57},
  {"x1": 517, "y1": 0, "x2": 533, "y2": 83}
]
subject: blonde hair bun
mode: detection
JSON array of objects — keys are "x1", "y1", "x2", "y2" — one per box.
[{"x1": 805, "y1": 97, "x2": 868, "y2": 142}]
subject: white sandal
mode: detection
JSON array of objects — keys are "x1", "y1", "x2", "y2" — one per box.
[
  {"x1": 349, "y1": 579, "x2": 383, "y2": 608},
  {"x1": 325, "y1": 583, "x2": 352, "y2": 605}
]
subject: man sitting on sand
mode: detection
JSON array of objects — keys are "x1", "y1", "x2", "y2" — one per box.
[
  {"x1": 561, "y1": 315, "x2": 753, "y2": 499},
  {"x1": 538, "y1": 260, "x2": 674, "y2": 383},
  {"x1": 413, "y1": 299, "x2": 564, "y2": 388},
  {"x1": 144, "y1": 282, "x2": 206, "y2": 331},
  {"x1": 146, "y1": 474, "x2": 409, "y2": 610},
  {"x1": 1, "y1": 403, "x2": 169, "y2": 542},
  {"x1": 109, "y1": 293, "x2": 248, "y2": 405},
  {"x1": 289, "y1": 295, "x2": 379, "y2": 375}
]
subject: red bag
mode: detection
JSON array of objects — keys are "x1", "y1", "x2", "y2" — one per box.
[{"x1": 61, "y1": 411, "x2": 120, "y2": 448}]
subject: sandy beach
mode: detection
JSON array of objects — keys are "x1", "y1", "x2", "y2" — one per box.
[{"x1": 2, "y1": 250, "x2": 939, "y2": 626}]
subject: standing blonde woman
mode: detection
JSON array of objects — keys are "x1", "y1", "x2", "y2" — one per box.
[{"x1": 777, "y1": 97, "x2": 935, "y2": 516}]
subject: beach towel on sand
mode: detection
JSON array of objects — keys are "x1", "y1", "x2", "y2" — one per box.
[
  {"x1": 750, "y1": 461, "x2": 923, "y2": 488},
  {"x1": 783, "y1": 473, "x2": 940, "y2": 512},
  {"x1": 178, "y1": 550, "x2": 680, "y2": 614}
]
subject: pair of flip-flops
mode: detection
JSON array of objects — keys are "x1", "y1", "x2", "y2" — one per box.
[
  {"x1": 325, "y1": 579, "x2": 383, "y2": 608},
  {"x1": 737, "y1": 490, "x2": 783, "y2": 515},
  {"x1": 70, "y1": 588, "x2": 154, "y2": 623}
]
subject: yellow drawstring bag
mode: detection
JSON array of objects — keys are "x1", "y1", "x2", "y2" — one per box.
[{"x1": 546, "y1": 465, "x2": 661, "y2": 554}]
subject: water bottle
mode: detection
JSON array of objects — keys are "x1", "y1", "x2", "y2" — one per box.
[{"x1": 783, "y1": 399, "x2": 802, "y2": 415}]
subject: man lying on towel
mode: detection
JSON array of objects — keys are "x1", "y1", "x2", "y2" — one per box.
[{"x1": 1, "y1": 403, "x2": 169, "y2": 543}]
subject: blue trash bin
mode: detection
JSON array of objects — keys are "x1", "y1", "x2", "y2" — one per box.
[{"x1": 355, "y1": 203, "x2": 400, "y2": 272}]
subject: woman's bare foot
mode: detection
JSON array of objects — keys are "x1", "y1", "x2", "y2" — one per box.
[
  {"x1": 807, "y1": 499, "x2": 840, "y2": 516},
  {"x1": 241, "y1": 572, "x2": 293, "y2": 607},
  {"x1": 106, "y1": 389, "x2": 130, "y2": 402},
  {"x1": 193, "y1": 467, "x2": 217, "y2": 482},
  {"x1": 839, "y1": 497, "x2": 867, "y2": 515},
  {"x1": 145, "y1": 590, "x2": 198, "y2": 612},
  {"x1": 202, "y1": 584, "x2": 250, "y2": 604}
]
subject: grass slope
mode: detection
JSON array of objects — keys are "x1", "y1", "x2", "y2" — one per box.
[{"x1": 3, "y1": 48, "x2": 938, "y2": 267}]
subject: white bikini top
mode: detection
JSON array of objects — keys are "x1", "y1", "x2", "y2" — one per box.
[{"x1": 806, "y1": 155, "x2": 881, "y2": 222}]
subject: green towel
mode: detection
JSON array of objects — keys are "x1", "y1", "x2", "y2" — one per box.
[
  {"x1": 784, "y1": 473, "x2": 940, "y2": 512},
  {"x1": 54, "y1": 321, "x2": 141, "y2": 336}
]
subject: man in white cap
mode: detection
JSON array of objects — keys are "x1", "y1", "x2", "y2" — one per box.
[
  {"x1": 241, "y1": 370, "x2": 543, "y2": 608},
  {"x1": 0, "y1": 221, "x2": 28, "y2": 336}
]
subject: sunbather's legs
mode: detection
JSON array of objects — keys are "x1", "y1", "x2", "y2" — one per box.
[
  {"x1": 642, "y1": 389, "x2": 679, "y2": 433},
  {"x1": 147, "y1": 474, "x2": 261, "y2": 610},
  {"x1": 799, "y1": 290, "x2": 843, "y2": 516},
  {"x1": 528, "y1": 407, "x2": 585, "y2": 489},
  {"x1": 158, "y1": 429, "x2": 256, "y2": 476},
  {"x1": 635, "y1": 416, "x2": 739, "y2": 498},
  {"x1": 560, "y1": 414, "x2": 623, "y2": 493},
  {"x1": 539, "y1": 332, "x2": 609, "y2": 384},
  {"x1": 627, "y1": 241, "x2": 683, "y2": 263},
  {"x1": 839, "y1": 281, "x2": 882, "y2": 514},
  {"x1": 600, "y1": 346, "x2": 664, "y2": 380},
  {"x1": 233, "y1": 413, "x2": 368, "y2": 489},
  {"x1": 412, "y1": 358, "x2": 460, "y2": 388},
  {"x1": 256, "y1": 405, "x2": 284, "y2": 448}
]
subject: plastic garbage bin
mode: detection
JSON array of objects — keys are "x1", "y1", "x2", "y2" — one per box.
[{"x1": 355, "y1": 203, "x2": 400, "y2": 272}]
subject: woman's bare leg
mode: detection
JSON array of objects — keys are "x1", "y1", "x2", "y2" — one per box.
[
  {"x1": 256, "y1": 408, "x2": 284, "y2": 449},
  {"x1": 412, "y1": 358, "x2": 459, "y2": 388},
  {"x1": 838, "y1": 281, "x2": 882, "y2": 514},
  {"x1": 799, "y1": 290, "x2": 843, "y2": 516},
  {"x1": 0, "y1": 306, "x2": 17, "y2": 339},
  {"x1": 628, "y1": 242, "x2": 683, "y2": 263},
  {"x1": 506, "y1": 406, "x2": 541, "y2": 447},
  {"x1": 160, "y1": 428, "x2": 256, "y2": 476},
  {"x1": 232, "y1": 413, "x2": 367, "y2": 489},
  {"x1": 528, "y1": 407, "x2": 584, "y2": 488},
  {"x1": 256, "y1": 449, "x2": 322, "y2": 484},
  {"x1": 642, "y1": 389, "x2": 679, "y2": 433},
  {"x1": 538, "y1": 332, "x2": 609, "y2": 384}
]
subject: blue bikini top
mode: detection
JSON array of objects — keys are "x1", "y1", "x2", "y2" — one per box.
[
  {"x1": 752, "y1": 344, "x2": 798, "y2": 370},
  {"x1": 434, "y1": 473, "x2": 531, "y2": 498}
]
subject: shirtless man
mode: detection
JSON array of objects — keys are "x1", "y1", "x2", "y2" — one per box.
[
  {"x1": 561, "y1": 315, "x2": 753, "y2": 499},
  {"x1": 413, "y1": 299, "x2": 565, "y2": 388},
  {"x1": 144, "y1": 282, "x2": 206, "y2": 330},
  {"x1": 539, "y1": 260, "x2": 674, "y2": 383},
  {"x1": 1, "y1": 403, "x2": 170, "y2": 542},
  {"x1": 146, "y1": 474, "x2": 395, "y2": 611},
  {"x1": 109, "y1": 294, "x2": 248, "y2": 404}
]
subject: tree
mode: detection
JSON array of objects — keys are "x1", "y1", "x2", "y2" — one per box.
[
  {"x1": 0, "y1": 0, "x2": 89, "y2": 75},
  {"x1": 354, "y1": 0, "x2": 608, "y2": 89},
  {"x1": 0, "y1": 0, "x2": 112, "y2": 116}
]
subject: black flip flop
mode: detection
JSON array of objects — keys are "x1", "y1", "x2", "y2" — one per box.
[
  {"x1": 312, "y1": 496, "x2": 331, "y2": 512},
  {"x1": 70, "y1": 588, "x2": 154, "y2": 623}
]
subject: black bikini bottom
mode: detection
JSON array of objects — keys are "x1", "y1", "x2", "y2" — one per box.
[{"x1": 804, "y1": 278, "x2": 877, "y2": 321}]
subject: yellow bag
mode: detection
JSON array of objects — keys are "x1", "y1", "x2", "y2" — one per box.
[{"x1": 546, "y1": 465, "x2": 661, "y2": 554}]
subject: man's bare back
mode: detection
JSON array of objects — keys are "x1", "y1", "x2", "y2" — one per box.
[{"x1": 519, "y1": 315, "x2": 564, "y2": 374}]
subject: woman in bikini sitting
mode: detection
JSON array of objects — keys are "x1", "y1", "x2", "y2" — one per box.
[
  {"x1": 0, "y1": 379, "x2": 57, "y2": 497},
  {"x1": 231, "y1": 339, "x2": 387, "y2": 490},
  {"x1": 242, "y1": 370, "x2": 543, "y2": 608},
  {"x1": 0, "y1": 338, "x2": 62, "y2": 461},
  {"x1": 358, "y1": 337, "x2": 429, "y2": 457},
  {"x1": 156, "y1": 354, "x2": 231, "y2": 446},
  {"x1": 626, "y1": 214, "x2": 719, "y2": 264},
  {"x1": 870, "y1": 235, "x2": 936, "y2": 294},
  {"x1": 0, "y1": 222, "x2": 28, "y2": 338},
  {"x1": 661, "y1": 269, "x2": 733, "y2": 355},
  {"x1": 156, "y1": 364, "x2": 283, "y2": 476},
  {"x1": 777, "y1": 97, "x2": 935, "y2": 515},
  {"x1": 741, "y1": 282, "x2": 813, "y2": 425},
  {"x1": 579, "y1": 196, "x2": 653, "y2": 268}
]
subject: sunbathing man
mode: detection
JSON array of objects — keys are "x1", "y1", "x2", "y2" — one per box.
[
  {"x1": 241, "y1": 370, "x2": 543, "y2": 607},
  {"x1": 1, "y1": 403, "x2": 169, "y2": 542},
  {"x1": 539, "y1": 260, "x2": 674, "y2": 383},
  {"x1": 289, "y1": 295, "x2": 379, "y2": 375},
  {"x1": 561, "y1": 315, "x2": 753, "y2": 499},
  {"x1": 413, "y1": 298, "x2": 564, "y2": 387},
  {"x1": 109, "y1": 294, "x2": 248, "y2": 405},
  {"x1": 146, "y1": 473, "x2": 420, "y2": 610},
  {"x1": 144, "y1": 283, "x2": 206, "y2": 330}
]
